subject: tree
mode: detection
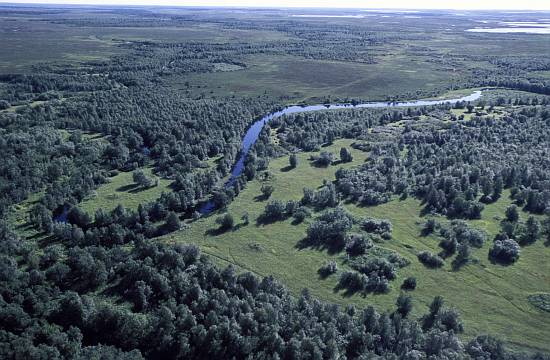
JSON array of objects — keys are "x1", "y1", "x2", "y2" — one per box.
[
  {"x1": 315, "y1": 151, "x2": 333, "y2": 167},
  {"x1": 466, "y1": 104, "x2": 475, "y2": 113},
  {"x1": 401, "y1": 277, "x2": 417, "y2": 290},
  {"x1": 241, "y1": 212, "x2": 249, "y2": 225},
  {"x1": 165, "y1": 212, "x2": 181, "y2": 232},
  {"x1": 505, "y1": 205, "x2": 519, "y2": 222},
  {"x1": 523, "y1": 216, "x2": 541, "y2": 244},
  {"x1": 489, "y1": 239, "x2": 520, "y2": 264},
  {"x1": 67, "y1": 207, "x2": 91, "y2": 228},
  {"x1": 318, "y1": 260, "x2": 338, "y2": 278},
  {"x1": 133, "y1": 170, "x2": 152, "y2": 188},
  {"x1": 417, "y1": 251, "x2": 444, "y2": 268},
  {"x1": 289, "y1": 154, "x2": 298, "y2": 169},
  {"x1": 260, "y1": 184, "x2": 274, "y2": 199},
  {"x1": 396, "y1": 293, "x2": 413, "y2": 318},
  {"x1": 345, "y1": 233, "x2": 373, "y2": 256},
  {"x1": 340, "y1": 147, "x2": 353, "y2": 163},
  {"x1": 216, "y1": 213, "x2": 234, "y2": 231}
]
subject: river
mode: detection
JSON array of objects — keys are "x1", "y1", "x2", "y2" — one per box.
[{"x1": 198, "y1": 90, "x2": 483, "y2": 214}]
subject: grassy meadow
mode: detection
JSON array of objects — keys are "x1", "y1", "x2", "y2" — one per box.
[{"x1": 165, "y1": 138, "x2": 550, "y2": 353}]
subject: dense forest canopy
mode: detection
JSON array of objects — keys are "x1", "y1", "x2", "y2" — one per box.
[{"x1": 1, "y1": 4, "x2": 550, "y2": 359}]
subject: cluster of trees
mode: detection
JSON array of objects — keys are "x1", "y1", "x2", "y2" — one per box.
[{"x1": 4, "y1": 216, "x2": 541, "y2": 359}]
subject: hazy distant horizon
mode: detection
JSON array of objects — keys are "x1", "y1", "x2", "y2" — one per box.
[{"x1": 1, "y1": 0, "x2": 550, "y2": 11}]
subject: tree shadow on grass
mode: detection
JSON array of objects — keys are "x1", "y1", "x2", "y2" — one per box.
[
  {"x1": 295, "y1": 236, "x2": 344, "y2": 255},
  {"x1": 253, "y1": 194, "x2": 270, "y2": 202},
  {"x1": 205, "y1": 226, "x2": 232, "y2": 237},
  {"x1": 116, "y1": 183, "x2": 139, "y2": 192},
  {"x1": 280, "y1": 165, "x2": 294, "y2": 172}
]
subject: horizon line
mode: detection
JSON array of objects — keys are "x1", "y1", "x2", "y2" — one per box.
[{"x1": 0, "y1": 2, "x2": 550, "y2": 11}]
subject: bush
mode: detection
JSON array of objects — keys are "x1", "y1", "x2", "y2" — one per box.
[
  {"x1": 292, "y1": 206, "x2": 311, "y2": 223},
  {"x1": 314, "y1": 151, "x2": 334, "y2": 167},
  {"x1": 263, "y1": 200, "x2": 286, "y2": 221},
  {"x1": 396, "y1": 293, "x2": 413, "y2": 317},
  {"x1": 417, "y1": 251, "x2": 444, "y2": 268},
  {"x1": 340, "y1": 147, "x2": 353, "y2": 163},
  {"x1": 345, "y1": 233, "x2": 373, "y2": 256},
  {"x1": 422, "y1": 219, "x2": 439, "y2": 236},
  {"x1": 306, "y1": 208, "x2": 354, "y2": 249},
  {"x1": 402, "y1": 277, "x2": 417, "y2": 290},
  {"x1": 489, "y1": 239, "x2": 520, "y2": 264},
  {"x1": 318, "y1": 260, "x2": 338, "y2": 278},
  {"x1": 361, "y1": 217, "x2": 392, "y2": 239},
  {"x1": 289, "y1": 154, "x2": 298, "y2": 168},
  {"x1": 216, "y1": 213, "x2": 234, "y2": 231},
  {"x1": 260, "y1": 184, "x2": 274, "y2": 199},
  {"x1": 505, "y1": 204, "x2": 519, "y2": 222}
]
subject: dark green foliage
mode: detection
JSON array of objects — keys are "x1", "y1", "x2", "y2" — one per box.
[
  {"x1": 306, "y1": 207, "x2": 354, "y2": 250},
  {"x1": 418, "y1": 251, "x2": 445, "y2": 268},
  {"x1": 339, "y1": 147, "x2": 353, "y2": 163},
  {"x1": 164, "y1": 212, "x2": 181, "y2": 232},
  {"x1": 505, "y1": 204, "x2": 520, "y2": 222},
  {"x1": 289, "y1": 153, "x2": 298, "y2": 169},
  {"x1": 345, "y1": 233, "x2": 374, "y2": 256},
  {"x1": 260, "y1": 184, "x2": 274, "y2": 199},
  {"x1": 396, "y1": 293, "x2": 413, "y2": 318},
  {"x1": 318, "y1": 260, "x2": 338, "y2": 278},
  {"x1": 313, "y1": 151, "x2": 334, "y2": 167},
  {"x1": 132, "y1": 170, "x2": 152, "y2": 188},
  {"x1": 402, "y1": 277, "x2": 417, "y2": 291},
  {"x1": 490, "y1": 239, "x2": 521, "y2": 264},
  {"x1": 216, "y1": 213, "x2": 234, "y2": 231}
]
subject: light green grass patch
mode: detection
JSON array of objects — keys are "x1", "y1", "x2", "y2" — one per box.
[{"x1": 79, "y1": 167, "x2": 172, "y2": 215}]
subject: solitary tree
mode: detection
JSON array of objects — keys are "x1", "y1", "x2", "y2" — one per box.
[
  {"x1": 133, "y1": 170, "x2": 152, "y2": 188},
  {"x1": 396, "y1": 293, "x2": 413, "y2": 318},
  {"x1": 216, "y1": 213, "x2": 234, "y2": 231},
  {"x1": 289, "y1": 154, "x2": 298, "y2": 169},
  {"x1": 340, "y1": 147, "x2": 353, "y2": 163},
  {"x1": 261, "y1": 184, "x2": 274, "y2": 199},
  {"x1": 165, "y1": 212, "x2": 181, "y2": 232},
  {"x1": 505, "y1": 205, "x2": 519, "y2": 223}
]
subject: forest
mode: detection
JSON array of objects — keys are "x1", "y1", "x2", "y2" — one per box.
[{"x1": 1, "y1": 4, "x2": 550, "y2": 359}]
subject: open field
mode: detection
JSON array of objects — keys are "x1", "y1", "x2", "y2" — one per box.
[
  {"x1": 166, "y1": 138, "x2": 550, "y2": 353},
  {"x1": 78, "y1": 167, "x2": 173, "y2": 215}
]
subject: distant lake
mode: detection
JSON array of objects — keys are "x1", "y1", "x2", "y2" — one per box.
[
  {"x1": 467, "y1": 21, "x2": 550, "y2": 34},
  {"x1": 291, "y1": 15, "x2": 365, "y2": 18}
]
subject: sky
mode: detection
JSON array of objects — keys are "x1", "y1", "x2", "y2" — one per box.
[{"x1": 1, "y1": 0, "x2": 550, "y2": 10}]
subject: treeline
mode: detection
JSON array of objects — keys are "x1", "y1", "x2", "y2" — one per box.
[{"x1": 2, "y1": 221, "x2": 548, "y2": 359}]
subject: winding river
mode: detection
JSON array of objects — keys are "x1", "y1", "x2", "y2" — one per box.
[{"x1": 199, "y1": 90, "x2": 483, "y2": 214}]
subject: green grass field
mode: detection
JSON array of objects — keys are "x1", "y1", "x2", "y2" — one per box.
[
  {"x1": 165, "y1": 138, "x2": 550, "y2": 353},
  {"x1": 178, "y1": 54, "x2": 465, "y2": 104},
  {"x1": 79, "y1": 167, "x2": 172, "y2": 215}
]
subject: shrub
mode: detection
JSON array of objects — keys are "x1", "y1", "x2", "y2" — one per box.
[
  {"x1": 263, "y1": 200, "x2": 286, "y2": 221},
  {"x1": 345, "y1": 233, "x2": 373, "y2": 256},
  {"x1": 505, "y1": 204, "x2": 519, "y2": 222},
  {"x1": 289, "y1": 154, "x2": 298, "y2": 168},
  {"x1": 216, "y1": 213, "x2": 234, "y2": 231},
  {"x1": 292, "y1": 206, "x2": 311, "y2": 223},
  {"x1": 396, "y1": 293, "x2": 413, "y2": 317},
  {"x1": 260, "y1": 184, "x2": 274, "y2": 199},
  {"x1": 314, "y1": 151, "x2": 334, "y2": 167},
  {"x1": 402, "y1": 277, "x2": 417, "y2": 290},
  {"x1": 422, "y1": 219, "x2": 439, "y2": 236},
  {"x1": 489, "y1": 239, "x2": 520, "y2": 264},
  {"x1": 361, "y1": 217, "x2": 392, "y2": 239},
  {"x1": 417, "y1": 251, "x2": 444, "y2": 268},
  {"x1": 318, "y1": 260, "x2": 338, "y2": 278}
]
